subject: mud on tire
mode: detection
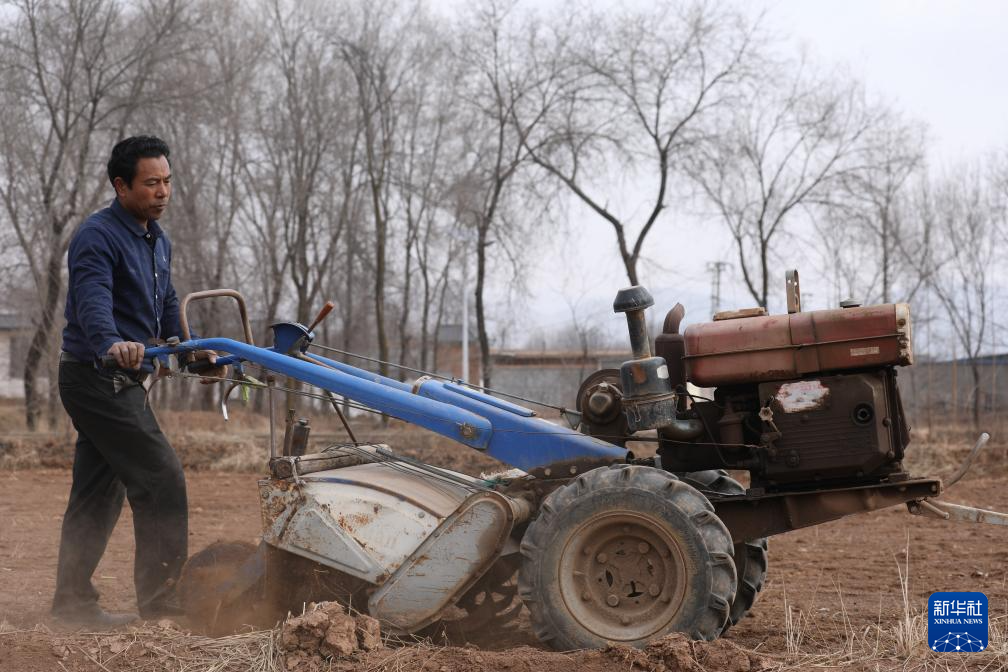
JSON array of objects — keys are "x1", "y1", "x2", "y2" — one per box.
[
  {"x1": 681, "y1": 470, "x2": 769, "y2": 632},
  {"x1": 518, "y1": 464, "x2": 737, "y2": 650}
]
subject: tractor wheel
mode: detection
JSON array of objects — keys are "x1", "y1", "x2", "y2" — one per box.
[
  {"x1": 680, "y1": 470, "x2": 769, "y2": 632},
  {"x1": 419, "y1": 555, "x2": 523, "y2": 645},
  {"x1": 518, "y1": 464, "x2": 736, "y2": 649},
  {"x1": 450, "y1": 554, "x2": 523, "y2": 632}
]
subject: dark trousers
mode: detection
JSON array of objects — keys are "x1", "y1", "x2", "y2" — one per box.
[{"x1": 53, "y1": 360, "x2": 188, "y2": 617}]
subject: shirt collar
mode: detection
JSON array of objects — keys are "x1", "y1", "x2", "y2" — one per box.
[{"x1": 110, "y1": 198, "x2": 163, "y2": 239}]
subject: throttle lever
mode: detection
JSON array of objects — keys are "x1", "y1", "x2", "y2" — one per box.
[{"x1": 307, "y1": 300, "x2": 335, "y2": 332}]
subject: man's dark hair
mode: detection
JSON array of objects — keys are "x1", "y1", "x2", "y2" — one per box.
[{"x1": 107, "y1": 135, "x2": 171, "y2": 187}]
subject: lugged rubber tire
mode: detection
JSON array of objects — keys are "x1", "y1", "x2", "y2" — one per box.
[
  {"x1": 518, "y1": 464, "x2": 737, "y2": 649},
  {"x1": 680, "y1": 470, "x2": 769, "y2": 632},
  {"x1": 728, "y1": 537, "x2": 768, "y2": 629},
  {"x1": 417, "y1": 554, "x2": 523, "y2": 645}
]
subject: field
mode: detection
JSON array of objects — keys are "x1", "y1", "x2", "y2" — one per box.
[{"x1": 1, "y1": 402, "x2": 1007, "y2": 671}]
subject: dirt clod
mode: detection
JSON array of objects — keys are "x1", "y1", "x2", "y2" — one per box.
[
  {"x1": 691, "y1": 637, "x2": 769, "y2": 671},
  {"x1": 279, "y1": 601, "x2": 383, "y2": 669},
  {"x1": 320, "y1": 613, "x2": 356, "y2": 657},
  {"x1": 355, "y1": 613, "x2": 382, "y2": 651},
  {"x1": 604, "y1": 634, "x2": 769, "y2": 672}
]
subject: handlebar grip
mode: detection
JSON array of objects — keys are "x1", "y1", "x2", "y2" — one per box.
[
  {"x1": 185, "y1": 358, "x2": 218, "y2": 374},
  {"x1": 100, "y1": 354, "x2": 146, "y2": 372}
]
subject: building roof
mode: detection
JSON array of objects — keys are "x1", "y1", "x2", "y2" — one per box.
[
  {"x1": 942, "y1": 353, "x2": 1008, "y2": 366},
  {"x1": 493, "y1": 349, "x2": 629, "y2": 367}
]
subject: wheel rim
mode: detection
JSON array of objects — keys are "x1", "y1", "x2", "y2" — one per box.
[{"x1": 558, "y1": 511, "x2": 688, "y2": 642}]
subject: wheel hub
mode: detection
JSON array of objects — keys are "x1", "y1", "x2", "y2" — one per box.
[{"x1": 559, "y1": 512, "x2": 687, "y2": 641}]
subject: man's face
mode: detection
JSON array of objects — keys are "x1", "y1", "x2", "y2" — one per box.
[{"x1": 114, "y1": 155, "x2": 171, "y2": 224}]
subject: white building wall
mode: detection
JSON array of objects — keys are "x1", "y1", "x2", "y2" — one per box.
[{"x1": 0, "y1": 332, "x2": 33, "y2": 398}]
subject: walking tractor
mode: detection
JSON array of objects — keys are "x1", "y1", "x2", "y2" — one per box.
[{"x1": 135, "y1": 274, "x2": 1007, "y2": 649}]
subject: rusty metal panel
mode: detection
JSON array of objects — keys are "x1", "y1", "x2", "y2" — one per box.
[
  {"x1": 258, "y1": 463, "x2": 475, "y2": 583},
  {"x1": 258, "y1": 460, "x2": 524, "y2": 593},
  {"x1": 684, "y1": 313, "x2": 797, "y2": 385},
  {"x1": 258, "y1": 478, "x2": 301, "y2": 542},
  {"x1": 368, "y1": 491, "x2": 515, "y2": 632},
  {"x1": 806, "y1": 303, "x2": 912, "y2": 372},
  {"x1": 683, "y1": 303, "x2": 913, "y2": 386},
  {"x1": 281, "y1": 508, "x2": 387, "y2": 581}
]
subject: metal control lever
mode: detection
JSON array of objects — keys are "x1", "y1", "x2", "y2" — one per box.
[
  {"x1": 944, "y1": 432, "x2": 990, "y2": 487},
  {"x1": 307, "y1": 300, "x2": 335, "y2": 332},
  {"x1": 909, "y1": 499, "x2": 1008, "y2": 527},
  {"x1": 906, "y1": 432, "x2": 1007, "y2": 527}
]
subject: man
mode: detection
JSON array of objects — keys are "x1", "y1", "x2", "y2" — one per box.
[{"x1": 53, "y1": 135, "x2": 223, "y2": 628}]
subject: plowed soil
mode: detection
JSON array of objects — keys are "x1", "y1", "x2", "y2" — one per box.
[{"x1": 1, "y1": 415, "x2": 1007, "y2": 671}]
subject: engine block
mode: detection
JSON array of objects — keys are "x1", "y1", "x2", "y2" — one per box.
[{"x1": 756, "y1": 370, "x2": 909, "y2": 486}]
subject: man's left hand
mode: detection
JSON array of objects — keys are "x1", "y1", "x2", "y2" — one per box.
[{"x1": 193, "y1": 350, "x2": 228, "y2": 384}]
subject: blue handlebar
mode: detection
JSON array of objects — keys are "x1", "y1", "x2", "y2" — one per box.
[{"x1": 142, "y1": 338, "x2": 625, "y2": 470}]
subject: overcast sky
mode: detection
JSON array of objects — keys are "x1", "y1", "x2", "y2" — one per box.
[
  {"x1": 512, "y1": 0, "x2": 1008, "y2": 348},
  {"x1": 774, "y1": 0, "x2": 1008, "y2": 162}
]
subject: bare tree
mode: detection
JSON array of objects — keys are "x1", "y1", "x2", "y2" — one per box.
[
  {"x1": 234, "y1": 0, "x2": 359, "y2": 354},
  {"x1": 389, "y1": 19, "x2": 455, "y2": 376},
  {"x1": 0, "y1": 0, "x2": 191, "y2": 428},
  {"x1": 993, "y1": 148, "x2": 1008, "y2": 248},
  {"x1": 520, "y1": 2, "x2": 760, "y2": 286},
  {"x1": 925, "y1": 167, "x2": 998, "y2": 430},
  {"x1": 687, "y1": 64, "x2": 879, "y2": 309},
  {"x1": 448, "y1": 0, "x2": 561, "y2": 389},
  {"x1": 160, "y1": 1, "x2": 258, "y2": 328},
  {"x1": 339, "y1": 1, "x2": 424, "y2": 379},
  {"x1": 416, "y1": 250, "x2": 451, "y2": 372},
  {"x1": 270, "y1": 1, "x2": 351, "y2": 324},
  {"x1": 816, "y1": 113, "x2": 926, "y2": 304}
]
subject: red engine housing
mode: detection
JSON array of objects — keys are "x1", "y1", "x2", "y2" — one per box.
[{"x1": 682, "y1": 303, "x2": 912, "y2": 387}]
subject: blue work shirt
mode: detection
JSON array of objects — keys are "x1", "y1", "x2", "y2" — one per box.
[{"x1": 61, "y1": 198, "x2": 182, "y2": 361}]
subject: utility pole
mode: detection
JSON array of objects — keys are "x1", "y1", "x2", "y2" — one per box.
[
  {"x1": 461, "y1": 256, "x2": 469, "y2": 383},
  {"x1": 707, "y1": 261, "x2": 729, "y2": 316},
  {"x1": 991, "y1": 319, "x2": 997, "y2": 419},
  {"x1": 952, "y1": 339, "x2": 958, "y2": 426}
]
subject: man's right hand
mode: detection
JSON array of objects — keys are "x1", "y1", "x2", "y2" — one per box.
[{"x1": 107, "y1": 341, "x2": 145, "y2": 370}]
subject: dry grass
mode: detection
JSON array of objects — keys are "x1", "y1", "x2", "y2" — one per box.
[
  {"x1": 7, "y1": 581, "x2": 1005, "y2": 672},
  {"x1": 770, "y1": 535, "x2": 1007, "y2": 672},
  {"x1": 41, "y1": 623, "x2": 283, "y2": 672},
  {"x1": 782, "y1": 584, "x2": 806, "y2": 656},
  {"x1": 904, "y1": 420, "x2": 1008, "y2": 480}
]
